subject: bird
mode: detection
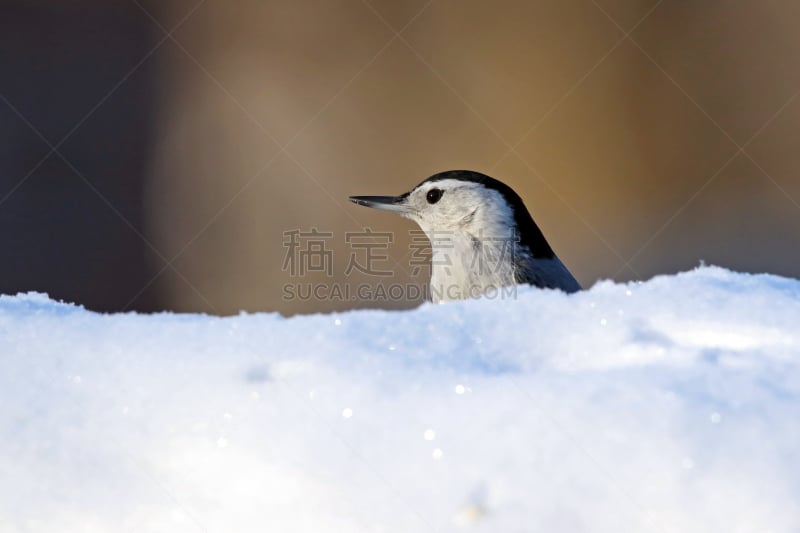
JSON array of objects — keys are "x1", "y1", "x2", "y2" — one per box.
[{"x1": 349, "y1": 170, "x2": 581, "y2": 303}]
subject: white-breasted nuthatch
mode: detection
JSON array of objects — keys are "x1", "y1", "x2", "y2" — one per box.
[{"x1": 350, "y1": 170, "x2": 581, "y2": 302}]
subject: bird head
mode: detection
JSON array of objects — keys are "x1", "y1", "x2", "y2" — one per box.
[{"x1": 349, "y1": 170, "x2": 555, "y2": 259}]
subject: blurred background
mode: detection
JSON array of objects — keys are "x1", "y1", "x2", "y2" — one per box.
[{"x1": 1, "y1": 0, "x2": 799, "y2": 315}]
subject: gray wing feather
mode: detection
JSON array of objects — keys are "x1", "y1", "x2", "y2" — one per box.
[{"x1": 515, "y1": 257, "x2": 581, "y2": 293}]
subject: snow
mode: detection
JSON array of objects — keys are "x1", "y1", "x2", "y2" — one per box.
[{"x1": 1, "y1": 266, "x2": 799, "y2": 533}]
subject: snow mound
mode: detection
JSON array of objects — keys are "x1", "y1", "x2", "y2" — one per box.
[{"x1": 1, "y1": 267, "x2": 799, "y2": 532}]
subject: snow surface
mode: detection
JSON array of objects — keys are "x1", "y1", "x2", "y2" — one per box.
[{"x1": 1, "y1": 267, "x2": 799, "y2": 533}]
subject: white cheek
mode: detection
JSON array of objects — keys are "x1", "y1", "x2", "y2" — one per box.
[{"x1": 430, "y1": 210, "x2": 459, "y2": 232}]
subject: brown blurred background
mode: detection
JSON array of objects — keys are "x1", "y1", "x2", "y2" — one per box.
[{"x1": 1, "y1": 0, "x2": 799, "y2": 315}]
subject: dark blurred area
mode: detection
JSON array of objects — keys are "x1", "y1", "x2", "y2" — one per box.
[
  {"x1": 0, "y1": 0, "x2": 159, "y2": 310},
  {"x1": 1, "y1": 0, "x2": 799, "y2": 315}
]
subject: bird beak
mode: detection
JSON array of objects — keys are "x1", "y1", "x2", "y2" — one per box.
[{"x1": 349, "y1": 195, "x2": 410, "y2": 214}]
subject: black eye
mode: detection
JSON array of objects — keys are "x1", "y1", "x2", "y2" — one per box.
[{"x1": 426, "y1": 188, "x2": 443, "y2": 204}]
